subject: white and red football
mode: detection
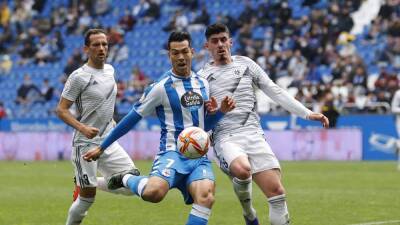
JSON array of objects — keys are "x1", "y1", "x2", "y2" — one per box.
[{"x1": 177, "y1": 127, "x2": 210, "y2": 159}]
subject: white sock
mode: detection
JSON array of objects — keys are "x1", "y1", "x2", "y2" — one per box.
[
  {"x1": 137, "y1": 177, "x2": 149, "y2": 197},
  {"x1": 97, "y1": 177, "x2": 133, "y2": 196},
  {"x1": 66, "y1": 196, "x2": 94, "y2": 225},
  {"x1": 122, "y1": 174, "x2": 134, "y2": 188},
  {"x1": 268, "y1": 194, "x2": 290, "y2": 225},
  {"x1": 232, "y1": 177, "x2": 257, "y2": 220},
  {"x1": 190, "y1": 204, "x2": 211, "y2": 221}
]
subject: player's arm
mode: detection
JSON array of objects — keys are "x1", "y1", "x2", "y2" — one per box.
[
  {"x1": 83, "y1": 83, "x2": 161, "y2": 161},
  {"x1": 249, "y1": 58, "x2": 328, "y2": 127},
  {"x1": 392, "y1": 91, "x2": 400, "y2": 114},
  {"x1": 57, "y1": 73, "x2": 100, "y2": 138},
  {"x1": 204, "y1": 96, "x2": 235, "y2": 131},
  {"x1": 83, "y1": 109, "x2": 143, "y2": 162},
  {"x1": 56, "y1": 97, "x2": 99, "y2": 139}
]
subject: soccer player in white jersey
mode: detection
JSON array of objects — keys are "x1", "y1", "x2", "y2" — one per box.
[
  {"x1": 391, "y1": 89, "x2": 400, "y2": 170},
  {"x1": 83, "y1": 31, "x2": 235, "y2": 225},
  {"x1": 56, "y1": 29, "x2": 139, "y2": 225},
  {"x1": 198, "y1": 23, "x2": 329, "y2": 225}
]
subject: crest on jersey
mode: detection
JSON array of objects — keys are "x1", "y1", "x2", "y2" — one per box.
[
  {"x1": 234, "y1": 69, "x2": 241, "y2": 76},
  {"x1": 181, "y1": 91, "x2": 203, "y2": 111}
]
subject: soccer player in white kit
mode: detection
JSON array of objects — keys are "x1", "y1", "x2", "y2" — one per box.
[
  {"x1": 391, "y1": 89, "x2": 400, "y2": 170},
  {"x1": 198, "y1": 23, "x2": 329, "y2": 225},
  {"x1": 56, "y1": 29, "x2": 139, "y2": 225}
]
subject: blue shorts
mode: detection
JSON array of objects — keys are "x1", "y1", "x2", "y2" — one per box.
[{"x1": 149, "y1": 151, "x2": 215, "y2": 204}]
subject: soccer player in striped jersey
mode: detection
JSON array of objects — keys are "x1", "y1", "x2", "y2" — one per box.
[
  {"x1": 198, "y1": 23, "x2": 329, "y2": 225},
  {"x1": 57, "y1": 29, "x2": 139, "y2": 225},
  {"x1": 83, "y1": 31, "x2": 235, "y2": 225}
]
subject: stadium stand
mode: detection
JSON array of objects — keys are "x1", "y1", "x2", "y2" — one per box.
[{"x1": 0, "y1": 0, "x2": 398, "y2": 120}]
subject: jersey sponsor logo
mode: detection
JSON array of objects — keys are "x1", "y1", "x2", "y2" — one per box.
[{"x1": 181, "y1": 91, "x2": 203, "y2": 111}]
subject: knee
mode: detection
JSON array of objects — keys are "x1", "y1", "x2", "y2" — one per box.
[
  {"x1": 142, "y1": 188, "x2": 167, "y2": 203},
  {"x1": 196, "y1": 191, "x2": 215, "y2": 208},
  {"x1": 231, "y1": 164, "x2": 251, "y2": 180},
  {"x1": 270, "y1": 185, "x2": 286, "y2": 196}
]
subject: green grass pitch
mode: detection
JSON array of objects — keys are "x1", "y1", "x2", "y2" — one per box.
[{"x1": 0, "y1": 161, "x2": 399, "y2": 225}]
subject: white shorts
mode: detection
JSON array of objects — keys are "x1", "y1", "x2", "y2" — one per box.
[
  {"x1": 213, "y1": 131, "x2": 280, "y2": 175},
  {"x1": 71, "y1": 142, "x2": 136, "y2": 188}
]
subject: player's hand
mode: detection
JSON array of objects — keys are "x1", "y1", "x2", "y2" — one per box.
[
  {"x1": 308, "y1": 113, "x2": 329, "y2": 128},
  {"x1": 83, "y1": 146, "x2": 103, "y2": 162},
  {"x1": 220, "y1": 96, "x2": 235, "y2": 113},
  {"x1": 205, "y1": 96, "x2": 218, "y2": 114},
  {"x1": 80, "y1": 126, "x2": 99, "y2": 139}
]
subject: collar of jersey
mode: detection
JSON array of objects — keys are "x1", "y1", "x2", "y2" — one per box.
[
  {"x1": 169, "y1": 69, "x2": 194, "y2": 80},
  {"x1": 83, "y1": 63, "x2": 106, "y2": 74}
]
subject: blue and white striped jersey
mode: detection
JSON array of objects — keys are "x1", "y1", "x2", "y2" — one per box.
[{"x1": 133, "y1": 70, "x2": 210, "y2": 153}]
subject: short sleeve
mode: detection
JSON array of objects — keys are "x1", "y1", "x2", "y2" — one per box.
[
  {"x1": 133, "y1": 83, "x2": 163, "y2": 117},
  {"x1": 61, "y1": 73, "x2": 85, "y2": 102}
]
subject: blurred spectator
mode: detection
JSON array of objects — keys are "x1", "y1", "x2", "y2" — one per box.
[
  {"x1": 40, "y1": 78, "x2": 54, "y2": 102},
  {"x1": 0, "y1": 54, "x2": 12, "y2": 74},
  {"x1": 33, "y1": 0, "x2": 47, "y2": 13},
  {"x1": 179, "y1": 0, "x2": 198, "y2": 11},
  {"x1": 94, "y1": 0, "x2": 111, "y2": 16},
  {"x1": 132, "y1": 0, "x2": 149, "y2": 18},
  {"x1": 116, "y1": 79, "x2": 126, "y2": 103},
  {"x1": 108, "y1": 39, "x2": 129, "y2": 63},
  {"x1": 119, "y1": 9, "x2": 136, "y2": 31},
  {"x1": 16, "y1": 74, "x2": 41, "y2": 105},
  {"x1": 188, "y1": 6, "x2": 209, "y2": 33},
  {"x1": 175, "y1": 9, "x2": 189, "y2": 31},
  {"x1": 53, "y1": 30, "x2": 65, "y2": 52},
  {"x1": 11, "y1": 1, "x2": 33, "y2": 36},
  {"x1": 321, "y1": 92, "x2": 340, "y2": 128},
  {"x1": 107, "y1": 27, "x2": 124, "y2": 46},
  {"x1": 61, "y1": 49, "x2": 84, "y2": 83},
  {"x1": 237, "y1": 1, "x2": 257, "y2": 26},
  {"x1": 35, "y1": 36, "x2": 57, "y2": 64},
  {"x1": 0, "y1": 101, "x2": 7, "y2": 119},
  {"x1": 18, "y1": 41, "x2": 37, "y2": 65},
  {"x1": 0, "y1": 1, "x2": 10, "y2": 27},
  {"x1": 129, "y1": 65, "x2": 151, "y2": 91},
  {"x1": 350, "y1": 66, "x2": 367, "y2": 90},
  {"x1": 50, "y1": 6, "x2": 67, "y2": 27},
  {"x1": 193, "y1": 48, "x2": 208, "y2": 72},
  {"x1": 65, "y1": 6, "x2": 78, "y2": 34},
  {"x1": 143, "y1": 0, "x2": 160, "y2": 22},
  {"x1": 77, "y1": 10, "x2": 92, "y2": 33}
]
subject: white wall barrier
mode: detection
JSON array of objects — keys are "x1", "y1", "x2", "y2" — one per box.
[{"x1": 0, "y1": 128, "x2": 362, "y2": 161}]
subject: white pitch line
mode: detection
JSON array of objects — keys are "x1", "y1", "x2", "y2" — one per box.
[{"x1": 348, "y1": 220, "x2": 400, "y2": 225}]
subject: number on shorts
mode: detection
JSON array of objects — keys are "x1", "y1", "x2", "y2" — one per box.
[{"x1": 82, "y1": 174, "x2": 90, "y2": 185}]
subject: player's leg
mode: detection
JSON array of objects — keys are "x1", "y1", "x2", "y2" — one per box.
[
  {"x1": 66, "y1": 146, "x2": 97, "y2": 225},
  {"x1": 185, "y1": 160, "x2": 215, "y2": 225},
  {"x1": 214, "y1": 137, "x2": 258, "y2": 225},
  {"x1": 248, "y1": 134, "x2": 290, "y2": 225},
  {"x1": 97, "y1": 142, "x2": 139, "y2": 195},
  {"x1": 253, "y1": 170, "x2": 289, "y2": 225},
  {"x1": 108, "y1": 151, "x2": 175, "y2": 202}
]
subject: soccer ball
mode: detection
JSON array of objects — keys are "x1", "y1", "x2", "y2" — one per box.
[{"x1": 177, "y1": 127, "x2": 210, "y2": 159}]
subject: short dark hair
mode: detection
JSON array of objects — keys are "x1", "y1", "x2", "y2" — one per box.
[
  {"x1": 84, "y1": 28, "x2": 107, "y2": 46},
  {"x1": 167, "y1": 31, "x2": 192, "y2": 50},
  {"x1": 205, "y1": 23, "x2": 230, "y2": 40}
]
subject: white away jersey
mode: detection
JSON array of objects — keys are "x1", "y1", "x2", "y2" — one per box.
[
  {"x1": 133, "y1": 70, "x2": 209, "y2": 153},
  {"x1": 198, "y1": 55, "x2": 312, "y2": 139},
  {"x1": 62, "y1": 64, "x2": 117, "y2": 146}
]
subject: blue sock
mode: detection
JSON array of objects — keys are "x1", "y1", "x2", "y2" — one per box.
[
  {"x1": 186, "y1": 204, "x2": 210, "y2": 225},
  {"x1": 126, "y1": 175, "x2": 148, "y2": 196}
]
